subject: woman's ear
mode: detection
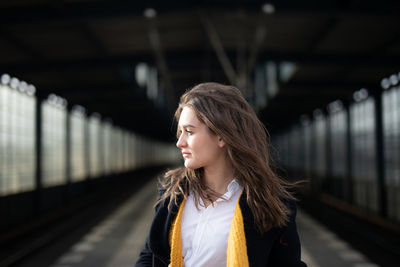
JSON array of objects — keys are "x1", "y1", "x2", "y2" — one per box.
[{"x1": 217, "y1": 136, "x2": 226, "y2": 148}]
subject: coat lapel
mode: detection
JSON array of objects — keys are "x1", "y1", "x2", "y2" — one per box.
[
  {"x1": 148, "y1": 195, "x2": 183, "y2": 265},
  {"x1": 239, "y1": 191, "x2": 281, "y2": 267}
]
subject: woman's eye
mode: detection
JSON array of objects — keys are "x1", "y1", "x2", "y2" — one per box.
[{"x1": 185, "y1": 130, "x2": 193, "y2": 135}]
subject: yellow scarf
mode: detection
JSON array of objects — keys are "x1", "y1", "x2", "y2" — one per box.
[{"x1": 169, "y1": 196, "x2": 249, "y2": 267}]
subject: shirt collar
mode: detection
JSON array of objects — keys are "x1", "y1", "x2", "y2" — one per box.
[
  {"x1": 189, "y1": 178, "x2": 242, "y2": 205},
  {"x1": 216, "y1": 178, "x2": 241, "y2": 202}
]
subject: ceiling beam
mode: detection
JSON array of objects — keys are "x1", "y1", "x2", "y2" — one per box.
[
  {"x1": 2, "y1": 50, "x2": 399, "y2": 74},
  {"x1": 278, "y1": 90, "x2": 351, "y2": 99},
  {"x1": 372, "y1": 33, "x2": 400, "y2": 54},
  {"x1": 257, "y1": 51, "x2": 400, "y2": 68},
  {"x1": 282, "y1": 80, "x2": 377, "y2": 91},
  {"x1": 0, "y1": 1, "x2": 399, "y2": 25}
]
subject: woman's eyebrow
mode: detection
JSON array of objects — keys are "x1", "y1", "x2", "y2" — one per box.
[{"x1": 182, "y1": 124, "x2": 196, "y2": 128}]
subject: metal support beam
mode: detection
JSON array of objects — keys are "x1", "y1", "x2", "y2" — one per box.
[
  {"x1": 247, "y1": 24, "x2": 267, "y2": 75},
  {"x1": 306, "y1": 17, "x2": 337, "y2": 52},
  {"x1": 78, "y1": 23, "x2": 109, "y2": 55},
  {"x1": 344, "y1": 100, "x2": 354, "y2": 204},
  {"x1": 34, "y1": 95, "x2": 43, "y2": 216},
  {"x1": 147, "y1": 17, "x2": 174, "y2": 109},
  {"x1": 0, "y1": 28, "x2": 42, "y2": 60},
  {"x1": 373, "y1": 88, "x2": 387, "y2": 218},
  {"x1": 235, "y1": 10, "x2": 247, "y2": 90},
  {"x1": 200, "y1": 12, "x2": 237, "y2": 86}
]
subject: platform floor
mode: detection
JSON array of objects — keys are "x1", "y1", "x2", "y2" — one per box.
[{"x1": 47, "y1": 178, "x2": 381, "y2": 267}]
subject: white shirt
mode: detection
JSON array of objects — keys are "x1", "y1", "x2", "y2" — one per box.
[{"x1": 180, "y1": 179, "x2": 243, "y2": 267}]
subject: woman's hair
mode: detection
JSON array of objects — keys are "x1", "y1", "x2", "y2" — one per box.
[{"x1": 158, "y1": 82, "x2": 296, "y2": 233}]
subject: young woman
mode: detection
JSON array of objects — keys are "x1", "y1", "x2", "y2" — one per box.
[{"x1": 135, "y1": 82, "x2": 307, "y2": 267}]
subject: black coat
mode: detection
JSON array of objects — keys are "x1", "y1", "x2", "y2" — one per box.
[{"x1": 135, "y1": 191, "x2": 307, "y2": 267}]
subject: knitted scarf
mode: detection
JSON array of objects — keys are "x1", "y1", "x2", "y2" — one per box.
[{"x1": 168, "y1": 196, "x2": 249, "y2": 267}]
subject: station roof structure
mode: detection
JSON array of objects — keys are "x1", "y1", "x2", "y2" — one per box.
[{"x1": 1, "y1": 0, "x2": 399, "y2": 141}]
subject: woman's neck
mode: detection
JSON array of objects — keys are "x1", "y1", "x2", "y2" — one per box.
[{"x1": 203, "y1": 161, "x2": 235, "y2": 195}]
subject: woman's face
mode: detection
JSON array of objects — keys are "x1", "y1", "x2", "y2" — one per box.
[{"x1": 176, "y1": 106, "x2": 226, "y2": 170}]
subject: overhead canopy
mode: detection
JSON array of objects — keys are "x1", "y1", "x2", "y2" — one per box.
[{"x1": 0, "y1": 0, "x2": 399, "y2": 141}]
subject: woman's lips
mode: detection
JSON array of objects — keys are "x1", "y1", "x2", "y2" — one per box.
[{"x1": 182, "y1": 152, "x2": 191, "y2": 157}]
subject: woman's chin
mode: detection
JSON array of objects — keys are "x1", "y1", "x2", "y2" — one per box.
[
  {"x1": 184, "y1": 160, "x2": 199, "y2": 169},
  {"x1": 184, "y1": 164, "x2": 195, "y2": 169}
]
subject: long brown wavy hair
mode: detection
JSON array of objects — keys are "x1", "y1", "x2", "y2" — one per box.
[{"x1": 158, "y1": 82, "x2": 296, "y2": 233}]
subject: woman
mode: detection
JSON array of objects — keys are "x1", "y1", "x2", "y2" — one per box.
[{"x1": 135, "y1": 82, "x2": 307, "y2": 267}]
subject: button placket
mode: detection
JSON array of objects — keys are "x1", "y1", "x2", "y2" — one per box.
[
  {"x1": 192, "y1": 205, "x2": 205, "y2": 253},
  {"x1": 192, "y1": 203, "x2": 215, "y2": 254}
]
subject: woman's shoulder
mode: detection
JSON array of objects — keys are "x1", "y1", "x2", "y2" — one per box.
[
  {"x1": 280, "y1": 198, "x2": 299, "y2": 225},
  {"x1": 281, "y1": 197, "x2": 297, "y2": 208}
]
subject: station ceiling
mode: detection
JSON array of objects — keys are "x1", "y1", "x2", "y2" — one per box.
[{"x1": 1, "y1": 0, "x2": 399, "y2": 141}]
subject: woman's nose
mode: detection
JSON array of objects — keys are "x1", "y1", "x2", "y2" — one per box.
[{"x1": 176, "y1": 134, "x2": 186, "y2": 148}]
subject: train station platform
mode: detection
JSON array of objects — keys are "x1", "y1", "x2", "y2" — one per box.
[{"x1": 16, "y1": 175, "x2": 383, "y2": 267}]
